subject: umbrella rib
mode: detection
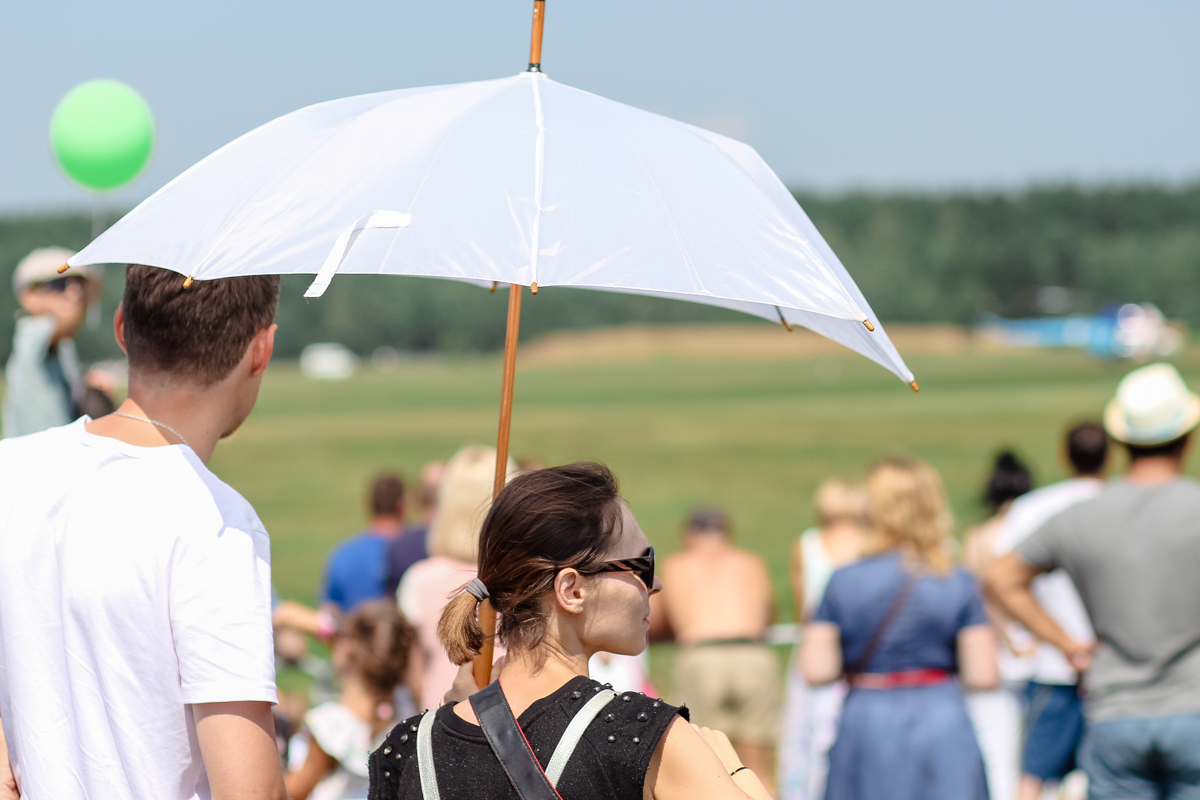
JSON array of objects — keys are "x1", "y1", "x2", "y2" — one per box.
[{"x1": 529, "y1": 75, "x2": 547, "y2": 291}]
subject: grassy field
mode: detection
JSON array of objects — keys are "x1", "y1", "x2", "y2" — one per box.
[{"x1": 208, "y1": 325, "x2": 1200, "y2": 621}]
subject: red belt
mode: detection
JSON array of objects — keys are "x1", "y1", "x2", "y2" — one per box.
[{"x1": 851, "y1": 669, "x2": 952, "y2": 689}]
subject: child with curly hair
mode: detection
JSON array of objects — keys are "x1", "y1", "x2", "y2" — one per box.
[{"x1": 286, "y1": 601, "x2": 416, "y2": 800}]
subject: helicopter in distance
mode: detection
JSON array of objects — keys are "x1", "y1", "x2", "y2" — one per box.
[{"x1": 977, "y1": 301, "x2": 1184, "y2": 360}]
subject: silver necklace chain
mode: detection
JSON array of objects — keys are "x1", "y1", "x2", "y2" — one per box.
[{"x1": 111, "y1": 412, "x2": 190, "y2": 449}]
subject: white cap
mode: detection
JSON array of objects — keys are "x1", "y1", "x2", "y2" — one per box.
[
  {"x1": 1104, "y1": 363, "x2": 1200, "y2": 445},
  {"x1": 12, "y1": 247, "x2": 96, "y2": 294}
]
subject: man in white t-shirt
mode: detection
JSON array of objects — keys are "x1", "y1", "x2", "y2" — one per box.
[
  {"x1": 994, "y1": 422, "x2": 1108, "y2": 800},
  {"x1": 0, "y1": 265, "x2": 287, "y2": 800}
]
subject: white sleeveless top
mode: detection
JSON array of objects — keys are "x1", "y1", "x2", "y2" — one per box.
[
  {"x1": 800, "y1": 528, "x2": 836, "y2": 617},
  {"x1": 303, "y1": 701, "x2": 389, "y2": 800}
]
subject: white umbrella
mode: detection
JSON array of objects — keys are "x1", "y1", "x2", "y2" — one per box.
[
  {"x1": 69, "y1": 0, "x2": 916, "y2": 684},
  {"x1": 68, "y1": 49, "x2": 912, "y2": 390}
]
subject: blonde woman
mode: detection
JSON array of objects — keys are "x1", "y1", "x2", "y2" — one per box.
[
  {"x1": 397, "y1": 446, "x2": 514, "y2": 710},
  {"x1": 801, "y1": 457, "x2": 999, "y2": 800},
  {"x1": 778, "y1": 478, "x2": 868, "y2": 800}
]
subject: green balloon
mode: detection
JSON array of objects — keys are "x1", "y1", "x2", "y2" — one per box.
[{"x1": 50, "y1": 80, "x2": 155, "y2": 193}]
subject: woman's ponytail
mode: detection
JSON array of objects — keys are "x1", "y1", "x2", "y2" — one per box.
[{"x1": 437, "y1": 588, "x2": 484, "y2": 666}]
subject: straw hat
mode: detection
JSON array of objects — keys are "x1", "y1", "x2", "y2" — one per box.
[
  {"x1": 12, "y1": 247, "x2": 95, "y2": 294},
  {"x1": 1104, "y1": 363, "x2": 1200, "y2": 445}
]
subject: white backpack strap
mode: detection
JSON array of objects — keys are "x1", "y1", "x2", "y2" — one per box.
[
  {"x1": 544, "y1": 689, "x2": 617, "y2": 787},
  {"x1": 416, "y1": 710, "x2": 441, "y2": 800}
]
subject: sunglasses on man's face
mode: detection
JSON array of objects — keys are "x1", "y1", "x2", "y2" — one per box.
[
  {"x1": 34, "y1": 277, "x2": 84, "y2": 293},
  {"x1": 582, "y1": 546, "x2": 655, "y2": 590}
]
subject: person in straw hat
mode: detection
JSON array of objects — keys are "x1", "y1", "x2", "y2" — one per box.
[
  {"x1": 988, "y1": 362, "x2": 1200, "y2": 800},
  {"x1": 2, "y1": 247, "x2": 106, "y2": 438}
]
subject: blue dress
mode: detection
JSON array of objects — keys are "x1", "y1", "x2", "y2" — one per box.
[{"x1": 814, "y1": 552, "x2": 990, "y2": 800}]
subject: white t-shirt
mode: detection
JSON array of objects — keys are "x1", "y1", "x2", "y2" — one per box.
[
  {"x1": 995, "y1": 477, "x2": 1102, "y2": 685},
  {"x1": 0, "y1": 420, "x2": 277, "y2": 800}
]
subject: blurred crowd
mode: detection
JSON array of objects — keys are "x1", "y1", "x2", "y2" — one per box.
[
  {"x1": 265, "y1": 359, "x2": 1200, "y2": 800},
  {"x1": 5, "y1": 249, "x2": 1199, "y2": 800}
]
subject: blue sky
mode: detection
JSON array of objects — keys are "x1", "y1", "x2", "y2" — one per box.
[{"x1": 2, "y1": 0, "x2": 1198, "y2": 213}]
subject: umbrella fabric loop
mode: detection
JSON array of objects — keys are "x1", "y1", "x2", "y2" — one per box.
[{"x1": 304, "y1": 210, "x2": 411, "y2": 298}]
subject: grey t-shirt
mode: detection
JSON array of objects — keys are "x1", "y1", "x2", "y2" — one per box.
[{"x1": 1017, "y1": 477, "x2": 1200, "y2": 721}]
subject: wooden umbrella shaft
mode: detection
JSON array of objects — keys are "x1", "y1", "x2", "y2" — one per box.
[
  {"x1": 473, "y1": 283, "x2": 523, "y2": 688},
  {"x1": 473, "y1": 0, "x2": 546, "y2": 691},
  {"x1": 528, "y1": 0, "x2": 546, "y2": 72}
]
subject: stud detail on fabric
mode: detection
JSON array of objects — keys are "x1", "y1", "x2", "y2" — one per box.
[
  {"x1": 652, "y1": 702, "x2": 660, "y2": 707},
  {"x1": 633, "y1": 737, "x2": 640, "y2": 744},
  {"x1": 383, "y1": 747, "x2": 392, "y2": 755},
  {"x1": 399, "y1": 734, "x2": 408, "y2": 744},
  {"x1": 411, "y1": 725, "x2": 418, "y2": 732},
  {"x1": 637, "y1": 712, "x2": 648, "y2": 721},
  {"x1": 605, "y1": 713, "x2": 615, "y2": 722},
  {"x1": 571, "y1": 691, "x2": 581, "y2": 699},
  {"x1": 622, "y1": 695, "x2": 631, "y2": 702},
  {"x1": 607, "y1": 735, "x2": 615, "y2": 743}
]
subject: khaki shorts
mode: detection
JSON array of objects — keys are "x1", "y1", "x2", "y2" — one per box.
[{"x1": 672, "y1": 642, "x2": 780, "y2": 745}]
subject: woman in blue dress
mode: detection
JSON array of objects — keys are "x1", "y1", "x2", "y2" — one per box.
[{"x1": 801, "y1": 456, "x2": 1000, "y2": 800}]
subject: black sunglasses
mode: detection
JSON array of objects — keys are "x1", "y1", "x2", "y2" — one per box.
[
  {"x1": 36, "y1": 277, "x2": 84, "y2": 293},
  {"x1": 581, "y1": 546, "x2": 655, "y2": 590}
]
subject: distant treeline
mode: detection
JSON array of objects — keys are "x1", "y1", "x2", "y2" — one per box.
[{"x1": 3, "y1": 183, "x2": 1198, "y2": 362}]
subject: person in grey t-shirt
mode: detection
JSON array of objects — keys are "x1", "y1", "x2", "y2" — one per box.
[{"x1": 987, "y1": 363, "x2": 1200, "y2": 800}]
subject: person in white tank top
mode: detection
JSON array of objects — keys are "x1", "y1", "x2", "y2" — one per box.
[
  {"x1": 778, "y1": 478, "x2": 868, "y2": 800},
  {"x1": 962, "y1": 451, "x2": 1035, "y2": 800}
]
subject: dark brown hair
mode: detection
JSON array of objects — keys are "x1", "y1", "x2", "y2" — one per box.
[
  {"x1": 1126, "y1": 432, "x2": 1191, "y2": 462},
  {"x1": 369, "y1": 473, "x2": 405, "y2": 517},
  {"x1": 122, "y1": 264, "x2": 281, "y2": 386},
  {"x1": 336, "y1": 601, "x2": 415, "y2": 697},
  {"x1": 437, "y1": 462, "x2": 623, "y2": 665},
  {"x1": 1066, "y1": 422, "x2": 1108, "y2": 475}
]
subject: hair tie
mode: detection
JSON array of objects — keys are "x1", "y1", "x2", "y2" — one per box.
[{"x1": 465, "y1": 578, "x2": 490, "y2": 603}]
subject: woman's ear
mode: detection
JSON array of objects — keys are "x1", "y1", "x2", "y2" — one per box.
[{"x1": 553, "y1": 569, "x2": 587, "y2": 615}]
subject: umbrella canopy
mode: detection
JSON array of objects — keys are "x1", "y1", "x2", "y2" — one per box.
[{"x1": 70, "y1": 70, "x2": 913, "y2": 384}]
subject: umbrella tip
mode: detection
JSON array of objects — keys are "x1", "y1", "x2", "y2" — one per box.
[
  {"x1": 909, "y1": 381, "x2": 920, "y2": 393},
  {"x1": 57, "y1": 263, "x2": 70, "y2": 275},
  {"x1": 531, "y1": 282, "x2": 538, "y2": 295},
  {"x1": 183, "y1": 275, "x2": 194, "y2": 289},
  {"x1": 489, "y1": 281, "x2": 498, "y2": 294},
  {"x1": 863, "y1": 319, "x2": 875, "y2": 332}
]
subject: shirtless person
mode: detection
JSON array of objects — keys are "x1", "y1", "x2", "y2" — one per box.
[{"x1": 660, "y1": 507, "x2": 777, "y2": 788}]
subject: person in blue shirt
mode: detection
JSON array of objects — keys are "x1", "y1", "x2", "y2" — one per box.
[
  {"x1": 321, "y1": 473, "x2": 408, "y2": 613},
  {"x1": 384, "y1": 460, "x2": 442, "y2": 597}
]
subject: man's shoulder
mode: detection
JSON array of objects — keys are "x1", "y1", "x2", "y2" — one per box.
[
  {"x1": 0, "y1": 422, "x2": 86, "y2": 480},
  {"x1": 327, "y1": 530, "x2": 386, "y2": 568},
  {"x1": 136, "y1": 450, "x2": 263, "y2": 533}
]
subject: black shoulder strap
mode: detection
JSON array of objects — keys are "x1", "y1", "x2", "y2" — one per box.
[
  {"x1": 470, "y1": 681, "x2": 563, "y2": 800},
  {"x1": 846, "y1": 574, "x2": 918, "y2": 679}
]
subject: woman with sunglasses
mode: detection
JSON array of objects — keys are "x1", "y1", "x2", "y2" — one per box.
[{"x1": 368, "y1": 462, "x2": 772, "y2": 800}]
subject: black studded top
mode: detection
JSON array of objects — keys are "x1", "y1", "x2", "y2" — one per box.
[{"x1": 368, "y1": 675, "x2": 687, "y2": 800}]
